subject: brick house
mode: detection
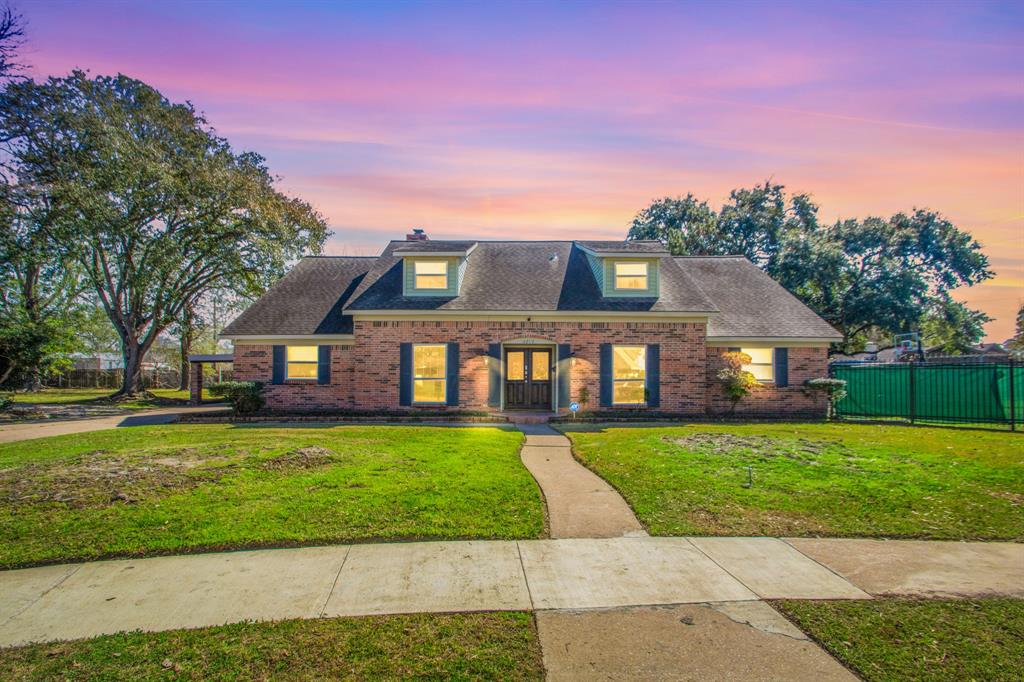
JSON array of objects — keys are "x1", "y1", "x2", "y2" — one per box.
[{"x1": 220, "y1": 234, "x2": 841, "y2": 417}]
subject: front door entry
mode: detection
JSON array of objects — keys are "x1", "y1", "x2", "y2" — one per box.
[{"x1": 504, "y1": 348, "x2": 553, "y2": 410}]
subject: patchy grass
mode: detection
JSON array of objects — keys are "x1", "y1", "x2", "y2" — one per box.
[
  {"x1": 0, "y1": 424, "x2": 541, "y2": 568},
  {"x1": 561, "y1": 423, "x2": 1024, "y2": 539},
  {"x1": 0, "y1": 611, "x2": 544, "y2": 681},
  {"x1": 774, "y1": 598, "x2": 1024, "y2": 682},
  {"x1": 10, "y1": 388, "x2": 203, "y2": 410}
]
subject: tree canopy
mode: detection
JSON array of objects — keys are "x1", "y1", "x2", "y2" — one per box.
[
  {"x1": 0, "y1": 71, "x2": 329, "y2": 395},
  {"x1": 629, "y1": 183, "x2": 993, "y2": 351}
]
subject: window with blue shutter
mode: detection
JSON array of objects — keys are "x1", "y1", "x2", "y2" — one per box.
[
  {"x1": 487, "y1": 343, "x2": 501, "y2": 407},
  {"x1": 774, "y1": 348, "x2": 789, "y2": 387},
  {"x1": 271, "y1": 345, "x2": 285, "y2": 384},
  {"x1": 446, "y1": 343, "x2": 460, "y2": 406},
  {"x1": 399, "y1": 343, "x2": 412, "y2": 406},
  {"x1": 599, "y1": 343, "x2": 612, "y2": 407},
  {"x1": 317, "y1": 345, "x2": 331, "y2": 385},
  {"x1": 557, "y1": 343, "x2": 571, "y2": 408},
  {"x1": 646, "y1": 344, "x2": 660, "y2": 408}
]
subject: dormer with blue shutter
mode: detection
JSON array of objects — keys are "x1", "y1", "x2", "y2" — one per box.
[
  {"x1": 576, "y1": 240, "x2": 667, "y2": 298},
  {"x1": 394, "y1": 236, "x2": 477, "y2": 298}
]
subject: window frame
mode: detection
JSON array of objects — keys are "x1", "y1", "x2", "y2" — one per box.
[
  {"x1": 613, "y1": 261, "x2": 649, "y2": 291},
  {"x1": 285, "y1": 345, "x2": 319, "y2": 381},
  {"x1": 740, "y1": 347, "x2": 774, "y2": 384},
  {"x1": 612, "y1": 344, "x2": 647, "y2": 406},
  {"x1": 412, "y1": 343, "x2": 447, "y2": 404},
  {"x1": 413, "y1": 259, "x2": 449, "y2": 290}
]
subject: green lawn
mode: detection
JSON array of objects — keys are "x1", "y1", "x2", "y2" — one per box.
[
  {"x1": 561, "y1": 423, "x2": 1024, "y2": 539},
  {"x1": 775, "y1": 598, "x2": 1024, "y2": 682},
  {"x1": 10, "y1": 388, "x2": 202, "y2": 410},
  {"x1": 0, "y1": 424, "x2": 541, "y2": 568},
  {"x1": 0, "y1": 612, "x2": 544, "y2": 681}
]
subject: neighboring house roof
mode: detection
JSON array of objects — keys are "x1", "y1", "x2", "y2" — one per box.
[
  {"x1": 673, "y1": 256, "x2": 842, "y2": 340},
  {"x1": 221, "y1": 257, "x2": 374, "y2": 336},
  {"x1": 223, "y1": 240, "x2": 840, "y2": 341},
  {"x1": 576, "y1": 240, "x2": 670, "y2": 255}
]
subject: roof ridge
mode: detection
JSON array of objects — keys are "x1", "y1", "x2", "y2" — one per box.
[{"x1": 673, "y1": 254, "x2": 748, "y2": 259}]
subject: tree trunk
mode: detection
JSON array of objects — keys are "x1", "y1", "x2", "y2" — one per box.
[
  {"x1": 178, "y1": 305, "x2": 195, "y2": 392},
  {"x1": 117, "y1": 339, "x2": 148, "y2": 397}
]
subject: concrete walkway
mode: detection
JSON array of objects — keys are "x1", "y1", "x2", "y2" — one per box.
[
  {"x1": 2, "y1": 537, "x2": 1021, "y2": 649},
  {"x1": 0, "y1": 405, "x2": 226, "y2": 443},
  {"x1": 517, "y1": 424, "x2": 647, "y2": 538}
]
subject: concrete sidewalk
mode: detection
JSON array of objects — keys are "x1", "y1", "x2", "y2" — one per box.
[
  {"x1": 517, "y1": 423, "x2": 647, "y2": 538},
  {"x1": 2, "y1": 536, "x2": 1021, "y2": 648},
  {"x1": 0, "y1": 405, "x2": 227, "y2": 443}
]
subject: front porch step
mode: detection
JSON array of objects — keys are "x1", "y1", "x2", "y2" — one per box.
[{"x1": 500, "y1": 411, "x2": 553, "y2": 424}]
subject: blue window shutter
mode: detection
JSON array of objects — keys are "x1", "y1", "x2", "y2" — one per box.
[
  {"x1": 775, "y1": 348, "x2": 789, "y2": 387},
  {"x1": 487, "y1": 343, "x2": 501, "y2": 408},
  {"x1": 599, "y1": 343, "x2": 612, "y2": 407},
  {"x1": 399, "y1": 343, "x2": 412, "y2": 406},
  {"x1": 446, "y1": 343, "x2": 460, "y2": 406},
  {"x1": 557, "y1": 343, "x2": 571, "y2": 408},
  {"x1": 646, "y1": 344, "x2": 660, "y2": 408},
  {"x1": 272, "y1": 345, "x2": 285, "y2": 384},
  {"x1": 317, "y1": 345, "x2": 331, "y2": 385}
]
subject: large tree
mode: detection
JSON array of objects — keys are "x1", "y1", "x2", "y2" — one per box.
[
  {"x1": 919, "y1": 296, "x2": 992, "y2": 355},
  {"x1": 629, "y1": 186, "x2": 993, "y2": 351},
  {"x1": 0, "y1": 72, "x2": 328, "y2": 396}
]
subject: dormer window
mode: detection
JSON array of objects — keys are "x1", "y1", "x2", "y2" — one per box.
[
  {"x1": 414, "y1": 260, "x2": 448, "y2": 289},
  {"x1": 614, "y1": 262, "x2": 648, "y2": 290}
]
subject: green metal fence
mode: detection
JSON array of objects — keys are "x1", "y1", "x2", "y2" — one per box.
[{"x1": 831, "y1": 361, "x2": 1022, "y2": 429}]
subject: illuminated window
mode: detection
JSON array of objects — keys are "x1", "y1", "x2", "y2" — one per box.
[
  {"x1": 506, "y1": 351, "x2": 525, "y2": 381},
  {"x1": 741, "y1": 347, "x2": 774, "y2": 383},
  {"x1": 413, "y1": 344, "x2": 447, "y2": 403},
  {"x1": 414, "y1": 260, "x2": 448, "y2": 289},
  {"x1": 614, "y1": 262, "x2": 648, "y2": 290},
  {"x1": 286, "y1": 345, "x2": 318, "y2": 380},
  {"x1": 613, "y1": 345, "x2": 646, "y2": 404},
  {"x1": 532, "y1": 351, "x2": 550, "y2": 381}
]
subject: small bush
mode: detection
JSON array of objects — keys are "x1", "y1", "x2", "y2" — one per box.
[
  {"x1": 804, "y1": 377, "x2": 848, "y2": 419},
  {"x1": 0, "y1": 394, "x2": 13, "y2": 412},
  {"x1": 717, "y1": 351, "x2": 758, "y2": 412},
  {"x1": 208, "y1": 381, "x2": 265, "y2": 414}
]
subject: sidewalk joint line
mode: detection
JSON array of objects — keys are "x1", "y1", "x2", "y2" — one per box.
[
  {"x1": 0, "y1": 563, "x2": 83, "y2": 628},
  {"x1": 514, "y1": 541, "x2": 536, "y2": 611},
  {"x1": 778, "y1": 538, "x2": 870, "y2": 596},
  {"x1": 682, "y1": 538, "x2": 760, "y2": 600},
  {"x1": 317, "y1": 546, "x2": 351, "y2": 617}
]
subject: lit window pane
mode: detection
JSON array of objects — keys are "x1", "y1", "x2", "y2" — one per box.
[
  {"x1": 532, "y1": 351, "x2": 550, "y2": 380},
  {"x1": 287, "y1": 362, "x2": 318, "y2": 379},
  {"x1": 507, "y1": 351, "x2": 525, "y2": 380},
  {"x1": 613, "y1": 346, "x2": 646, "y2": 380},
  {"x1": 413, "y1": 379, "x2": 446, "y2": 403},
  {"x1": 740, "y1": 347, "x2": 774, "y2": 383},
  {"x1": 414, "y1": 260, "x2": 448, "y2": 289},
  {"x1": 615, "y1": 262, "x2": 648, "y2": 289},
  {"x1": 413, "y1": 345, "x2": 446, "y2": 379},
  {"x1": 613, "y1": 381, "x2": 646, "y2": 405},
  {"x1": 287, "y1": 346, "x2": 318, "y2": 362}
]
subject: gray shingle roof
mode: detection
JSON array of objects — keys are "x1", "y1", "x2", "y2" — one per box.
[
  {"x1": 391, "y1": 240, "x2": 478, "y2": 254},
  {"x1": 221, "y1": 257, "x2": 373, "y2": 335},
  {"x1": 674, "y1": 256, "x2": 842, "y2": 340},
  {"x1": 344, "y1": 241, "x2": 716, "y2": 312},
  {"x1": 221, "y1": 241, "x2": 839, "y2": 340}
]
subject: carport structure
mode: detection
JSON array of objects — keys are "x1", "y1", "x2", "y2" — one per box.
[{"x1": 187, "y1": 354, "x2": 234, "y2": 404}]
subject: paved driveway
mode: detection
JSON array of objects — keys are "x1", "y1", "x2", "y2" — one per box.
[{"x1": 0, "y1": 405, "x2": 227, "y2": 443}]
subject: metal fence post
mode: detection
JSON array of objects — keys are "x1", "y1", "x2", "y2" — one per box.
[
  {"x1": 908, "y1": 361, "x2": 916, "y2": 425},
  {"x1": 1010, "y1": 360, "x2": 1016, "y2": 432}
]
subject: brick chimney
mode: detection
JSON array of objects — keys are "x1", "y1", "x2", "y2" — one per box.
[{"x1": 405, "y1": 228, "x2": 428, "y2": 241}]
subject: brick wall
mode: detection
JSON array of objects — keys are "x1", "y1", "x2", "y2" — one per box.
[
  {"x1": 234, "y1": 319, "x2": 708, "y2": 413},
  {"x1": 232, "y1": 324, "x2": 830, "y2": 418},
  {"x1": 705, "y1": 346, "x2": 829, "y2": 417}
]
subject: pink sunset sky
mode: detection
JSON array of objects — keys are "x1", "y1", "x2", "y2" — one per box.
[{"x1": 22, "y1": 0, "x2": 1024, "y2": 341}]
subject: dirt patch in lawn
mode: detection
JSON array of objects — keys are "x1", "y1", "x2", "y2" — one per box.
[
  {"x1": 685, "y1": 504, "x2": 833, "y2": 536},
  {"x1": 256, "y1": 446, "x2": 341, "y2": 472},
  {"x1": 663, "y1": 433, "x2": 856, "y2": 464}
]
